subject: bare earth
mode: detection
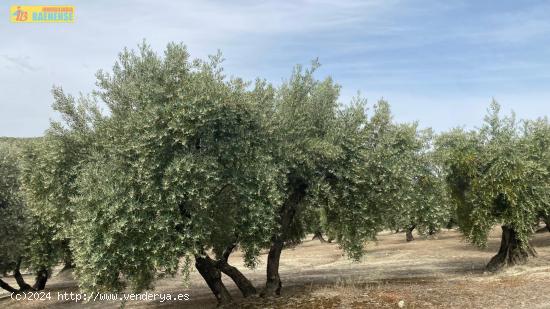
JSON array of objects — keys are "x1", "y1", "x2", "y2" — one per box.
[{"x1": 2, "y1": 226, "x2": 550, "y2": 308}]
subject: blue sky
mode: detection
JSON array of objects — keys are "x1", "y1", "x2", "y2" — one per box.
[{"x1": 2, "y1": 0, "x2": 550, "y2": 137}]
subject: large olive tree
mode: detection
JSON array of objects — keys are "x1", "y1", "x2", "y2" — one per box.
[
  {"x1": 437, "y1": 101, "x2": 550, "y2": 271},
  {"x1": 65, "y1": 43, "x2": 283, "y2": 306},
  {"x1": 260, "y1": 88, "x2": 424, "y2": 295}
]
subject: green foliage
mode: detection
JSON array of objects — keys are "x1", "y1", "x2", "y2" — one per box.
[
  {"x1": 263, "y1": 64, "x2": 393, "y2": 260},
  {"x1": 265, "y1": 61, "x2": 343, "y2": 246},
  {"x1": 437, "y1": 101, "x2": 550, "y2": 247},
  {"x1": 436, "y1": 128, "x2": 475, "y2": 229},
  {"x1": 0, "y1": 142, "x2": 60, "y2": 276},
  {"x1": 20, "y1": 87, "x2": 101, "y2": 274},
  {"x1": 316, "y1": 99, "x2": 382, "y2": 259},
  {"x1": 0, "y1": 137, "x2": 40, "y2": 150},
  {"x1": 0, "y1": 146, "x2": 26, "y2": 273},
  {"x1": 302, "y1": 97, "x2": 438, "y2": 258},
  {"x1": 67, "y1": 42, "x2": 284, "y2": 293},
  {"x1": 362, "y1": 102, "x2": 421, "y2": 233},
  {"x1": 16, "y1": 41, "x2": 550, "y2": 295},
  {"x1": 409, "y1": 134, "x2": 452, "y2": 236}
]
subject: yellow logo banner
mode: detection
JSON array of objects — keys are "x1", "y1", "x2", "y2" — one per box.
[{"x1": 10, "y1": 5, "x2": 75, "y2": 23}]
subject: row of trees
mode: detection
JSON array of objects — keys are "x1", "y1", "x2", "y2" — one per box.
[{"x1": 1, "y1": 43, "x2": 549, "y2": 305}]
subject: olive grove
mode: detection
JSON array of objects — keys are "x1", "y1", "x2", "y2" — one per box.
[{"x1": 1, "y1": 43, "x2": 549, "y2": 306}]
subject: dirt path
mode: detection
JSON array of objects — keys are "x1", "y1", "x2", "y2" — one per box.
[{"x1": 2, "y1": 227, "x2": 550, "y2": 308}]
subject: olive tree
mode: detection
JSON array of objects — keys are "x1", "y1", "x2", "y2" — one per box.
[
  {"x1": 437, "y1": 101, "x2": 550, "y2": 271},
  {"x1": 0, "y1": 146, "x2": 27, "y2": 293},
  {"x1": 66, "y1": 43, "x2": 283, "y2": 306},
  {"x1": 260, "y1": 62, "x2": 358, "y2": 296},
  {"x1": 344, "y1": 101, "x2": 450, "y2": 243},
  {"x1": 262, "y1": 62, "x2": 388, "y2": 296},
  {"x1": 359, "y1": 101, "x2": 420, "y2": 241},
  {"x1": 309, "y1": 99, "x2": 390, "y2": 259},
  {"x1": 401, "y1": 130, "x2": 452, "y2": 242},
  {"x1": 260, "y1": 86, "x2": 419, "y2": 294},
  {"x1": 0, "y1": 144, "x2": 58, "y2": 293}
]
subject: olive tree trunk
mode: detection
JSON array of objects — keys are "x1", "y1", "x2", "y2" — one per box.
[
  {"x1": 216, "y1": 243, "x2": 256, "y2": 298},
  {"x1": 217, "y1": 261, "x2": 256, "y2": 297},
  {"x1": 195, "y1": 255, "x2": 232, "y2": 306},
  {"x1": 263, "y1": 240, "x2": 284, "y2": 297},
  {"x1": 262, "y1": 179, "x2": 307, "y2": 297},
  {"x1": 406, "y1": 225, "x2": 416, "y2": 242},
  {"x1": 60, "y1": 244, "x2": 75, "y2": 272},
  {"x1": 14, "y1": 259, "x2": 33, "y2": 292},
  {"x1": 0, "y1": 279, "x2": 18, "y2": 293},
  {"x1": 32, "y1": 269, "x2": 49, "y2": 291},
  {"x1": 486, "y1": 225, "x2": 537, "y2": 271},
  {"x1": 311, "y1": 230, "x2": 326, "y2": 243},
  {"x1": 0, "y1": 265, "x2": 49, "y2": 293}
]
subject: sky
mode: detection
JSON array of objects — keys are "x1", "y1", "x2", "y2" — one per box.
[{"x1": 2, "y1": 0, "x2": 550, "y2": 137}]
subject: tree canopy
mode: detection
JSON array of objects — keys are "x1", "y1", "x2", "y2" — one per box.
[
  {"x1": 3, "y1": 42, "x2": 550, "y2": 305},
  {"x1": 437, "y1": 102, "x2": 550, "y2": 270}
]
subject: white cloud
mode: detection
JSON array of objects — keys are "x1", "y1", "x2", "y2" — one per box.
[{"x1": 2, "y1": 55, "x2": 39, "y2": 72}]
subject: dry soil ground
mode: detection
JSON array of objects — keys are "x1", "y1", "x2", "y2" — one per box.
[{"x1": 1, "y1": 226, "x2": 550, "y2": 308}]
